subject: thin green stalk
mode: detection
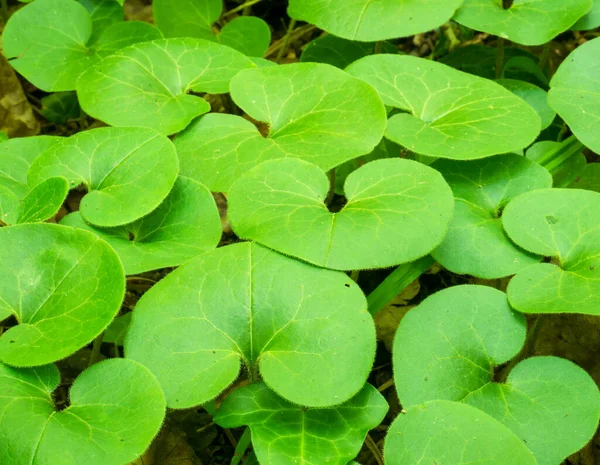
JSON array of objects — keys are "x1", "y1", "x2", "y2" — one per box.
[
  {"x1": 538, "y1": 41, "x2": 552, "y2": 73},
  {"x1": 276, "y1": 18, "x2": 297, "y2": 63},
  {"x1": 325, "y1": 168, "x2": 336, "y2": 207},
  {"x1": 537, "y1": 135, "x2": 584, "y2": 173},
  {"x1": 1, "y1": 0, "x2": 9, "y2": 23},
  {"x1": 495, "y1": 37, "x2": 505, "y2": 79},
  {"x1": 88, "y1": 333, "x2": 104, "y2": 367},
  {"x1": 231, "y1": 428, "x2": 252, "y2": 465},
  {"x1": 223, "y1": 0, "x2": 263, "y2": 18},
  {"x1": 367, "y1": 255, "x2": 435, "y2": 315},
  {"x1": 373, "y1": 41, "x2": 383, "y2": 54},
  {"x1": 350, "y1": 270, "x2": 360, "y2": 282}
]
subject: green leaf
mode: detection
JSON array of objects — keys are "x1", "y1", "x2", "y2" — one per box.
[
  {"x1": 0, "y1": 136, "x2": 67, "y2": 225},
  {"x1": 394, "y1": 285, "x2": 526, "y2": 406},
  {"x1": 453, "y1": 0, "x2": 592, "y2": 45},
  {"x1": 103, "y1": 312, "x2": 131, "y2": 346},
  {"x1": 0, "y1": 358, "x2": 166, "y2": 465},
  {"x1": 153, "y1": 0, "x2": 221, "y2": 40},
  {"x1": 496, "y1": 79, "x2": 555, "y2": 130},
  {"x1": 76, "y1": 38, "x2": 256, "y2": 135},
  {"x1": 393, "y1": 285, "x2": 600, "y2": 465},
  {"x1": 28, "y1": 127, "x2": 179, "y2": 227},
  {"x1": 229, "y1": 63, "x2": 387, "y2": 169},
  {"x1": 153, "y1": 0, "x2": 271, "y2": 57},
  {"x1": 384, "y1": 400, "x2": 537, "y2": 465},
  {"x1": 431, "y1": 154, "x2": 551, "y2": 279},
  {"x1": 228, "y1": 158, "x2": 454, "y2": 270},
  {"x1": 526, "y1": 138, "x2": 587, "y2": 187},
  {"x1": 346, "y1": 55, "x2": 540, "y2": 159},
  {"x1": 548, "y1": 37, "x2": 600, "y2": 153},
  {"x1": 288, "y1": 0, "x2": 464, "y2": 41},
  {"x1": 77, "y1": 0, "x2": 123, "y2": 43},
  {"x1": 570, "y1": 163, "x2": 600, "y2": 192},
  {"x1": 572, "y1": 0, "x2": 600, "y2": 30},
  {"x1": 0, "y1": 223, "x2": 125, "y2": 366},
  {"x1": 40, "y1": 92, "x2": 82, "y2": 124},
  {"x1": 125, "y1": 242, "x2": 376, "y2": 408},
  {"x1": 176, "y1": 63, "x2": 387, "y2": 192},
  {"x1": 61, "y1": 176, "x2": 222, "y2": 275},
  {"x1": 503, "y1": 188, "x2": 600, "y2": 315},
  {"x1": 301, "y1": 35, "x2": 397, "y2": 69},
  {"x1": 215, "y1": 382, "x2": 388, "y2": 465},
  {"x1": 2, "y1": 0, "x2": 162, "y2": 91},
  {"x1": 218, "y1": 17, "x2": 271, "y2": 57}
]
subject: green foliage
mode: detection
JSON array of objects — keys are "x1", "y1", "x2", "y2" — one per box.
[
  {"x1": 228, "y1": 158, "x2": 453, "y2": 270},
  {"x1": 2, "y1": 0, "x2": 162, "y2": 91},
  {"x1": 300, "y1": 35, "x2": 397, "y2": 69},
  {"x1": 288, "y1": 0, "x2": 464, "y2": 41},
  {"x1": 393, "y1": 285, "x2": 600, "y2": 464},
  {"x1": 0, "y1": 358, "x2": 166, "y2": 465},
  {"x1": 76, "y1": 38, "x2": 256, "y2": 134},
  {"x1": 40, "y1": 92, "x2": 82, "y2": 124},
  {"x1": 347, "y1": 54, "x2": 541, "y2": 159},
  {"x1": 496, "y1": 79, "x2": 555, "y2": 130},
  {"x1": 548, "y1": 37, "x2": 600, "y2": 153},
  {"x1": 216, "y1": 382, "x2": 388, "y2": 465},
  {"x1": 431, "y1": 154, "x2": 552, "y2": 278},
  {"x1": 453, "y1": 0, "x2": 592, "y2": 45},
  {"x1": 153, "y1": 0, "x2": 271, "y2": 56},
  {"x1": 126, "y1": 242, "x2": 376, "y2": 408},
  {"x1": 28, "y1": 127, "x2": 179, "y2": 227},
  {"x1": 0, "y1": 224, "x2": 125, "y2": 366},
  {"x1": 503, "y1": 189, "x2": 600, "y2": 315}
]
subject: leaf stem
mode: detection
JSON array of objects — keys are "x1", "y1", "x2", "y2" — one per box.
[
  {"x1": 367, "y1": 256, "x2": 435, "y2": 315},
  {"x1": 365, "y1": 434, "x2": 384, "y2": 465},
  {"x1": 350, "y1": 270, "x2": 360, "y2": 282},
  {"x1": 88, "y1": 332, "x2": 104, "y2": 367},
  {"x1": 495, "y1": 37, "x2": 505, "y2": 79},
  {"x1": 276, "y1": 18, "x2": 297, "y2": 63},
  {"x1": 223, "y1": 0, "x2": 263, "y2": 18},
  {"x1": 325, "y1": 169, "x2": 336, "y2": 206},
  {"x1": 1, "y1": 0, "x2": 8, "y2": 23},
  {"x1": 374, "y1": 41, "x2": 383, "y2": 54},
  {"x1": 266, "y1": 24, "x2": 315, "y2": 58},
  {"x1": 231, "y1": 427, "x2": 252, "y2": 465}
]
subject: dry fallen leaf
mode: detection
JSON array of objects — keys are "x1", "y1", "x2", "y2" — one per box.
[
  {"x1": 0, "y1": 52, "x2": 39, "y2": 137},
  {"x1": 131, "y1": 424, "x2": 203, "y2": 465}
]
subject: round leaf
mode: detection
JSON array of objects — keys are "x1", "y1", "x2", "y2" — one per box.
[
  {"x1": 0, "y1": 136, "x2": 67, "y2": 225},
  {"x1": 76, "y1": 38, "x2": 256, "y2": 135},
  {"x1": 287, "y1": 0, "x2": 464, "y2": 41},
  {"x1": 125, "y1": 242, "x2": 376, "y2": 408},
  {"x1": 218, "y1": 17, "x2": 271, "y2": 57},
  {"x1": 431, "y1": 154, "x2": 552, "y2": 278},
  {"x1": 394, "y1": 285, "x2": 527, "y2": 407},
  {"x1": 503, "y1": 188, "x2": 600, "y2": 315},
  {"x1": 548, "y1": 37, "x2": 600, "y2": 153},
  {"x1": 28, "y1": 127, "x2": 179, "y2": 227},
  {"x1": 346, "y1": 54, "x2": 541, "y2": 159},
  {"x1": 497, "y1": 79, "x2": 555, "y2": 130},
  {"x1": 384, "y1": 400, "x2": 537, "y2": 465},
  {"x1": 229, "y1": 63, "x2": 386, "y2": 169},
  {"x1": 215, "y1": 382, "x2": 388, "y2": 465},
  {"x1": 61, "y1": 176, "x2": 222, "y2": 275},
  {"x1": 572, "y1": 0, "x2": 600, "y2": 30},
  {"x1": 453, "y1": 0, "x2": 592, "y2": 45},
  {"x1": 393, "y1": 285, "x2": 600, "y2": 465},
  {"x1": 228, "y1": 158, "x2": 454, "y2": 270},
  {"x1": 2, "y1": 0, "x2": 162, "y2": 91},
  {"x1": 0, "y1": 358, "x2": 166, "y2": 465},
  {"x1": 0, "y1": 223, "x2": 125, "y2": 366},
  {"x1": 154, "y1": 0, "x2": 220, "y2": 39}
]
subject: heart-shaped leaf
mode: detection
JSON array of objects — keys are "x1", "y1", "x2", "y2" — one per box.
[
  {"x1": 215, "y1": 382, "x2": 388, "y2": 465},
  {"x1": 125, "y1": 242, "x2": 376, "y2": 408},
  {"x1": 175, "y1": 63, "x2": 387, "y2": 191},
  {"x1": 393, "y1": 285, "x2": 600, "y2": 465},
  {"x1": 301, "y1": 35, "x2": 397, "y2": 69},
  {"x1": 0, "y1": 136, "x2": 68, "y2": 225},
  {"x1": 431, "y1": 154, "x2": 552, "y2": 278},
  {"x1": 287, "y1": 0, "x2": 464, "y2": 41},
  {"x1": 496, "y1": 79, "x2": 555, "y2": 130},
  {"x1": 453, "y1": 0, "x2": 592, "y2": 45},
  {"x1": 61, "y1": 176, "x2": 222, "y2": 275},
  {"x1": 2, "y1": 0, "x2": 162, "y2": 91},
  {"x1": 0, "y1": 358, "x2": 166, "y2": 465},
  {"x1": 503, "y1": 188, "x2": 600, "y2": 315},
  {"x1": 76, "y1": 38, "x2": 256, "y2": 135},
  {"x1": 548, "y1": 37, "x2": 600, "y2": 153},
  {"x1": 228, "y1": 158, "x2": 454, "y2": 270},
  {"x1": 572, "y1": 0, "x2": 600, "y2": 30},
  {"x1": 28, "y1": 127, "x2": 179, "y2": 227},
  {"x1": 153, "y1": 0, "x2": 271, "y2": 56},
  {"x1": 346, "y1": 55, "x2": 540, "y2": 159},
  {"x1": 0, "y1": 223, "x2": 125, "y2": 366},
  {"x1": 384, "y1": 400, "x2": 537, "y2": 465}
]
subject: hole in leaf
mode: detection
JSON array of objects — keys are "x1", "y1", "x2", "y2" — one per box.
[{"x1": 344, "y1": 283, "x2": 351, "y2": 288}]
